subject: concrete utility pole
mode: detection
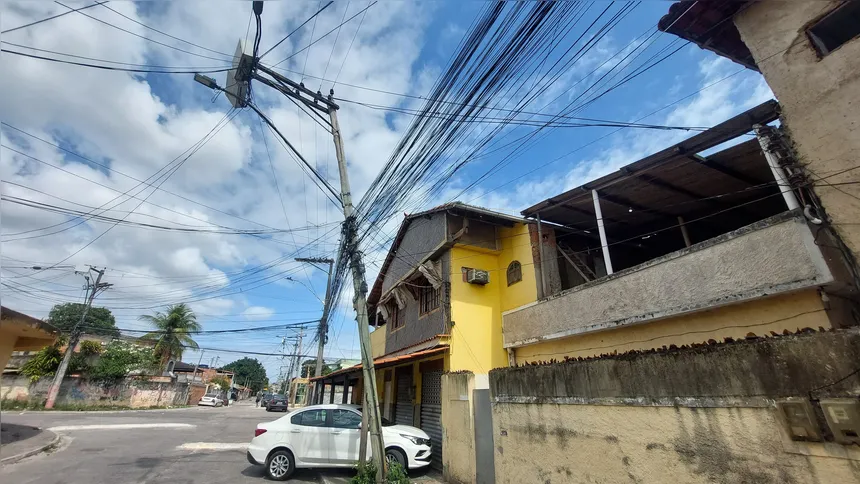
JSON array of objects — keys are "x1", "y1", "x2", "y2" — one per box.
[
  {"x1": 192, "y1": 351, "x2": 205, "y2": 383},
  {"x1": 295, "y1": 257, "x2": 335, "y2": 381},
  {"x1": 194, "y1": 16, "x2": 387, "y2": 477},
  {"x1": 45, "y1": 266, "x2": 111, "y2": 409}
]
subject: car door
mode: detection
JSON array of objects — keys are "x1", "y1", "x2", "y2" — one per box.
[
  {"x1": 289, "y1": 408, "x2": 330, "y2": 464},
  {"x1": 328, "y1": 409, "x2": 363, "y2": 465}
]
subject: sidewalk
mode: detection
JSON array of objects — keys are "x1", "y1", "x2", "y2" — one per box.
[{"x1": 0, "y1": 423, "x2": 59, "y2": 465}]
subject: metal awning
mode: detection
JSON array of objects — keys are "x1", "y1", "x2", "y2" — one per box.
[
  {"x1": 522, "y1": 101, "x2": 782, "y2": 234},
  {"x1": 310, "y1": 346, "x2": 448, "y2": 383}
]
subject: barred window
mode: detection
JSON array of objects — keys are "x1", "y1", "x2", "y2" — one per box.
[
  {"x1": 507, "y1": 260, "x2": 522, "y2": 286},
  {"x1": 419, "y1": 285, "x2": 440, "y2": 314},
  {"x1": 391, "y1": 305, "x2": 405, "y2": 330}
]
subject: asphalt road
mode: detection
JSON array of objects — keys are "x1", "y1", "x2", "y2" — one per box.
[{"x1": 0, "y1": 400, "x2": 327, "y2": 484}]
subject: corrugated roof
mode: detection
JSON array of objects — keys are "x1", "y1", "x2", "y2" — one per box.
[{"x1": 310, "y1": 346, "x2": 448, "y2": 382}]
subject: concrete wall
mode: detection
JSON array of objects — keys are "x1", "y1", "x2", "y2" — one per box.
[
  {"x1": 490, "y1": 330, "x2": 860, "y2": 484},
  {"x1": 442, "y1": 372, "x2": 477, "y2": 484},
  {"x1": 449, "y1": 246, "x2": 509, "y2": 373},
  {"x1": 1, "y1": 374, "x2": 190, "y2": 408},
  {"x1": 492, "y1": 404, "x2": 860, "y2": 484},
  {"x1": 504, "y1": 213, "x2": 833, "y2": 348},
  {"x1": 735, "y1": 1, "x2": 860, "y2": 264},
  {"x1": 370, "y1": 326, "x2": 386, "y2": 359},
  {"x1": 514, "y1": 289, "x2": 829, "y2": 363}
]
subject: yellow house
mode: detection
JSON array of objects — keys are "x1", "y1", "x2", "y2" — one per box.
[
  {"x1": 310, "y1": 202, "x2": 540, "y2": 478},
  {"x1": 1, "y1": 306, "x2": 59, "y2": 372}
]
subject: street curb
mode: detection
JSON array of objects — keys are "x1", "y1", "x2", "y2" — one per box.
[
  {"x1": 12, "y1": 406, "x2": 198, "y2": 415},
  {"x1": 0, "y1": 430, "x2": 60, "y2": 466}
]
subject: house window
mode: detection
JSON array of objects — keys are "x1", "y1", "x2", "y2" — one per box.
[
  {"x1": 807, "y1": 2, "x2": 860, "y2": 57},
  {"x1": 507, "y1": 260, "x2": 522, "y2": 286},
  {"x1": 419, "y1": 285, "x2": 440, "y2": 315},
  {"x1": 391, "y1": 305, "x2": 405, "y2": 330}
]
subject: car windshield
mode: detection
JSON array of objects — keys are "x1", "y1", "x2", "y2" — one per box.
[
  {"x1": 204, "y1": 394, "x2": 218, "y2": 398},
  {"x1": 356, "y1": 407, "x2": 395, "y2": 426},
  {"x1": 272, "y1": 396, "x2": 285, "y2": 402}
]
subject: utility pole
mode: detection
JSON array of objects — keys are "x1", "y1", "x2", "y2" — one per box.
[
  {"x1": 45, "y1": 266, "x2": 111, "y2": 409},
  {"x1": 192, "y1": 350, "x2": 205, "y2": 383},
  {"x1": 193, "y1": 9, "x2": 387, "y2": 476},
  {"x1": 295, "y1": 257, "x2": 334, "y2": 381}
]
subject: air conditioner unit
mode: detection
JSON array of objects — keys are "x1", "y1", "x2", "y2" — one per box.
[{"x1": 466, "y1": 269, "x2": 489, "y2": 285}]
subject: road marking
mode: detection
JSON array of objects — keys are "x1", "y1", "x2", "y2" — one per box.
[
  {"x1": 48, "y1": 423, "x2": 195, "y2": 431},
  {"x1": 177, "y1": 442, "x2": 249, "y2": 451}
]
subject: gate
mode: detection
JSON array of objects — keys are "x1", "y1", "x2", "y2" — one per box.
[
  {"x1": 394, "y1": 366, "x2": 414, "y2": 426},
  {"x1": 420, "y1": 369, "x2": 443, "y2": 470}
]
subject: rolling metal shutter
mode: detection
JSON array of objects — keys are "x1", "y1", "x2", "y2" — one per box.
[
  {"x1": 420, "y1": 369, "x2": 443, "y2": 470},
  {"x1": 394, "y1": 371, "x2": 413, "y2": 427}
]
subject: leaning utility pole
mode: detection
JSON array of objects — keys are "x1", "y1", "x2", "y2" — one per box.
[
  {"x1": 45, "y1": 266, "x2": 111, "y2": 409},
  {"x1": 193, "y1": 6, "x2": 387, "y2": 476},
  {"x1": 295, "y1": 257, "x2": 335, "y2": 381}
]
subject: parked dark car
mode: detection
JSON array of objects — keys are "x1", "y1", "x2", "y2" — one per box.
[{"x1": 266, "y1": 394, "x2": 288, "y2": 412}]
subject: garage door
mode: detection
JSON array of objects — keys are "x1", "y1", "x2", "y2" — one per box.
[
  {"x1": 394, "y1": 368, "x2": 413, "y2": 427},
  {"x1": 420, "y1": 369, "x2": 443, "y2": 470}
]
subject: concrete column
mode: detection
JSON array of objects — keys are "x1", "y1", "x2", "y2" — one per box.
[
  {"x1": 678, "y1": 216, "x2": 692, "y2": 248},
  {"x1": 592, "y1": 190, "x2": 614, "y2": 275}
]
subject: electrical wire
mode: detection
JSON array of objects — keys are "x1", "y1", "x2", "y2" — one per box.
[
  {"x1": 1, "y1": 1, "x2": 107, "y2": 34},
  {"x1": 258, "y1": 1, "x2": 335, "y2": 60},
  {"x1": 1, "y1": 49, "x2": 232, "y2": 74}
]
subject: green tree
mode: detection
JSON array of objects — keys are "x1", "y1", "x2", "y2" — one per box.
[
  {"x1": 89, "y1": 340, "x2": 157, "y2": 383},
  {"x1": 221, "y1": 357, "x2": 268, "y2": 393},
  {"x1": 139, "y1": 303, "x2": 200, "y2": 370},
  {"x1": 300, "y1": 359, "x2": 334, "y2": 378},
  {"x1": 47, "y1": 303, "x2": 119, "y2": 337},
  {"x1": 210, "y1": 375, "x2": 231, "y2": 391}
]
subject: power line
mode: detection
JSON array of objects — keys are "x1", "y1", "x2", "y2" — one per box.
[
  {"x1": 1, "y1": 42, "x2": 230, "y2": 70},
  {"x1": 258, "y1": 1, "x2": 334, "y2": 60},
  {"x1": 270, "y1": 1, "x2": 377, "y2": 68},
  {"x1": 1, "y1": 1, "x2": 107, "y2": 34},
  {"x1": 54, "y1": 1, "x2": 232, "y2": 63},
  {"x1": 1, "y1": 49, "x2": 232, "y2": 74}
]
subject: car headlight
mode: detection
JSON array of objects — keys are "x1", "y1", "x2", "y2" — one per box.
[{"x1": 400, "y1": 434, "x2": 430, "y2": 446}]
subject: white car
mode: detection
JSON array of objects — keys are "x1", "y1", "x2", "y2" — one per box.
[
  {"x1": 198, "y1": 394, "x2": 223, "y2": 407},
  {"x1": 246, "y1": 404, "x2": 432, "y2": 481}
]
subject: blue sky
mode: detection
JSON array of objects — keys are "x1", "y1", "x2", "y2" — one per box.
[{"x1": 0, "y1": 1, "x2": 771, "y2": 383}]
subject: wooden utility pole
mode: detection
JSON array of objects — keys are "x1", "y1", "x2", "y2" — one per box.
[
  {"x1": 45, "y1": 267, "x2": 110, "y2": 409},
  {"x1": 194, "y1": 23, "x2": 388, "y2": 479}
]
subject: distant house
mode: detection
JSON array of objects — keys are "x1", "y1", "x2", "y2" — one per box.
[{"x1": 1, "y1": 306, "x2": 59, "y2": 373}]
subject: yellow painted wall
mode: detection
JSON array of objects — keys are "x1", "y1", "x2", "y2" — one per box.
[
  {"x1": 370, "y1": 326, "x2": 386, "y2": 359},
  {"x1": 449, "y1": 246, "x2": 509, "y2": 373},
  {"x1": 497, "y1": 224, "x2": 539, "y2": 312},
  {"x1": 515, "y1": 289, "x2": 831, "y2": 363},
  {"x1": 493, "y1": 402, "x2": 860, "y2": 484}
]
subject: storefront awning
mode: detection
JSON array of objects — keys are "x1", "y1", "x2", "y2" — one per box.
[{"x1": 310, "y1": 346, "x2": 448, "y2": 383}]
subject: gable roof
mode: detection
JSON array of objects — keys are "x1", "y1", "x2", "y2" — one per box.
[{"x1": 366, "y1": 202, "x2": 525, "y2": 313}]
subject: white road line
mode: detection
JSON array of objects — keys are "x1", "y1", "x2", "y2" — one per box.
[
  {"x1": 48, "y1": 423, "x2": 195, "y2": 431},
  {"x1": 177, "y1": 442, "x2": 249, "y2": 451}
]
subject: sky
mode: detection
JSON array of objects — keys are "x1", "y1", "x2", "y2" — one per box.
[{"x1": 0, "y1": 1, "x2": 772, "y2": 384}]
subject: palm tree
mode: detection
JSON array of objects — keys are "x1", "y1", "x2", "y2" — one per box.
[{"x1": 139, "y1": 303, "x2": 201, "y2": 369}]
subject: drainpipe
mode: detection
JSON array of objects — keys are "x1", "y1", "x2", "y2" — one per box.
[
  {"x1": 591, "y1": 190, "x2": 614, "y2": 275},
  {"x1": 755, "y1": 124, "x2": 800, "y2": 211},
  {"x1": 535, "y1": 213, "x2": 548, "y2": 298}
]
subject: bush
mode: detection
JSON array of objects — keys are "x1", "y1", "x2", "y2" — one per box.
[
  {"x1": 20, "y1": 338, "x2": 66, "y2": 382},
  {"x1": 89, "y1": 341, "x2": 157, "y2": 383},
  {"x1": 350, "y1": 460, "x2": 411, "y2": 484}
]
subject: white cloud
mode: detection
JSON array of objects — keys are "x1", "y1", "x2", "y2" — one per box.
[{"x1": 241, "y1": 305, "x2": 275, "y2": 321}]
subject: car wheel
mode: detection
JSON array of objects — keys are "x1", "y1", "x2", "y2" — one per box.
[
  {"x1": 266, "y1": 450, "x2": 295, "y2": 481},
  {"x1": 385, "y1": 448, "x2": 407, "y2": 471}
]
